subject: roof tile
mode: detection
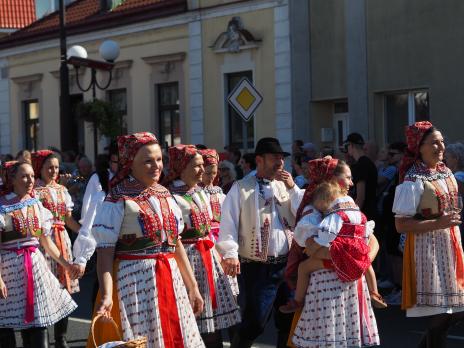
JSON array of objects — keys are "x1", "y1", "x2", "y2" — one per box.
[
  {"x1": 0, "y1": 0, "x2": 36, "y2": 29},
  {"x1": 0, "y1": 0, "x2": 186, "y2": 47}
]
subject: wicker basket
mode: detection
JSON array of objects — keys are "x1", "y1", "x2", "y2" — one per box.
[{"x1": 90, "y1": 314, "x2": 147, "y2": 348}]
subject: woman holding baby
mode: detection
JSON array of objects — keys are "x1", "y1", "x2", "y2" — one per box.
[{"x1": 289, "y1": 156, "x2": 380, "y2": 348}]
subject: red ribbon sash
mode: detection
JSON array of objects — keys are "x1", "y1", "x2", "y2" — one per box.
[
  {"x1": 8, "y1": 246, "x2": 37, "y2": 323},
  {"x1": 117, "y1": 253, "x2": 184, "y2": 348},
  {"x1": 52, "y1": 223, "x2": 72, "y2": 292},
  {"x1": 195, "y1": 239, "x2": 217, "y2": 310},
  {"x1": 450, "y1": 226, "x2": 464, "y2": 289}
]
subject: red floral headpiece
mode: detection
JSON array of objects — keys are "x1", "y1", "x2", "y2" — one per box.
[
  {"x1": 296, "y1": 156, "x2": 339, "y2": 223},
  {"x1": 164, "y1": 144, "x2": 198, "y2": 186},
  {"x1": 110, "y1": 132, "x2": 159, "y2": 188},
  {"x1": 31, "y1": 150, "x2": 54, "y2": 179},
  {"x1": 199, "y1": 149, "x2": 219, "y2": 167},
  {"x1": 399, "y1": 121, "x2": 434, "y2": 183}
]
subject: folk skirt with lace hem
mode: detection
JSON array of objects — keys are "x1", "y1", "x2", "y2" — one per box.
[
  {"x1": 183, "y1": 238, "x2": 241, "y2": 333},
  {"x1": 292, "y1": 269, "x2": 379, "y2": 348},
  {"x1": 0, "y1": 248, "x2": 77, "y2": 329},
  {"x1": 115, "y1": 255, "x2": 205, "y2": 347}
]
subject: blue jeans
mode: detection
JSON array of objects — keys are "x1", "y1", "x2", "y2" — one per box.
[{"x1": 236, "y1": 260, "x2": 292, "y2": 346}]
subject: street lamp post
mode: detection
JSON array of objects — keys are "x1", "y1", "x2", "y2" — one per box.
[
  {"x1": 67, "y1": 41, "x2": 120, "y2": 159},
  {"x1": 59, "y1": 0, "x2": 72, "y2": 152}
]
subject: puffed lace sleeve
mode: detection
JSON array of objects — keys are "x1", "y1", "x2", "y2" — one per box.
[
  {"x1": 74, "y1": 189, "x2": 106, "y2": 265},
  {"x1": 365, "y1": 220, "x2": 375, "y2": 238},
  {"x1": 63, "y1": 187, "x2": 74, "y2": 211},
  {"x1": 217, "y1": 183, "x2": 240, "y2": 259},
  {"x1": 392, "y1": 180, "x2": 424, "y2": 217},
  {"x1": 37, "y1": 200, "x2": 54, "y2": 237},
  {"x1": 92, "y1": 200, "x2": 124, "y2": 248},
  {"x1": 293, "y1": 206, "x2": 321, "y2": 247},
  {"x1": 289, "y1": 185, "x2": 304, "y2": 215},
  {"x1": 314, "y1": 212, "x2": 343, "y2": 247}
]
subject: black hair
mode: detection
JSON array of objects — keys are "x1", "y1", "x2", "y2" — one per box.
[
  {"x1": 292, "y1": 153, "x2": 304, "y2": 167},
  {"x1": 108, "y1": 141, "x2": 119, "y2": 157},
  {"x1": 242, "y1": 153, "x2": 256, "y2": 170}
]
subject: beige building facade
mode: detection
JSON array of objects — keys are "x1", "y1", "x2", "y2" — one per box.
[
  {"x1": 300, "y1": 0, "x2": 464, "y2": 152},
  {"x1": 0, "y1": 0, "x2": 294, "y2": 160},
  {"x1": 3, "y1": 0, "x2": 457, "y2": 159}
]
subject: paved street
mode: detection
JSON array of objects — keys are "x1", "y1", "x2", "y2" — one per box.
[{"x1": 12, "y1": 273, "x2": 464, "y2": 347}]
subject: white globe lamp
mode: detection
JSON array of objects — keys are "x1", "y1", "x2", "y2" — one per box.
[
  {"x1": 99, "y1": 40, "x2": 120, "y2": 62},
  {"x1": 67, "y1": 45, "x2": 88, "y2": 59}
]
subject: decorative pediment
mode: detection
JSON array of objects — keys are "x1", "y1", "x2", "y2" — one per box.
[{"x1": 210, "y1": 17, "x2": 261, "y2": 54}]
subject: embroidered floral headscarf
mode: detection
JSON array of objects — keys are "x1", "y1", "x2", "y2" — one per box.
[
  {"x1": 296, "y1": 156, "x2": 339, "y2": 222},
  {"x1": 399, "y1": 121, "x2": 435, "y2": 183},
  {"x1": 199, "y1": 149, "x2": 219, "y2": 167},
  {"x1": 1, "y1": 160, "x2": 18, "y2": 195},
  {"x1": 164, "y1": 144, "x2": 199, "y2": 186},
  {"x1": 110, "y1": 132, "x2": 159, "y2": 188},
  {"x1": 31, "y1": 150, "x2": 54, "y2": 179}
]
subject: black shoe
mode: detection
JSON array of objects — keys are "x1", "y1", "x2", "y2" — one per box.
[
  {"x1": 28, "y1": 327, "x2": 49, "y2": 348},
  {"x1": 54, "y1": 317, "x2": 69, "y2": 348},
  {"x1": 0, "y1": 328, "x2": 16, "y2": 348},
  {"x1": 54, "y1": 338, "x2": 69, "y2": 348}
]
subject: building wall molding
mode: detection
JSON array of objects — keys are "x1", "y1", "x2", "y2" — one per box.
[
  {"x1": 142, "y1": 52, "x2": 186, "y2": 65},
  {"x1": 11, "y1": 73, "x2": 43, "y2": 85},
  {"x1": 210, "y1": 16, "x2": 261, "y2": 54},
  {"x1": 188, "y1": 20, "x2": 204, "y2": 144},
  {"x1": 344, "y1": 0, "x2": 369, "y2": 137},
  {"x1": 274, "y1": 3, "x2": 292, "y2": 153},
  {"x1": 0, "y1": 58, "x2": 10, "y2": 154}
]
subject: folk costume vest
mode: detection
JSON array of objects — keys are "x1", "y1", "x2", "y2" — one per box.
[
  {"x1": 171, "y1": 185, "x2": 212, "y2": 241},
  {"x1": 0, "y1": 197, "x2": 43, "y2": 243},
  {"x1": 236, "y1": 175, "x2": 295, "y2": 262},
  {"x1": 105, "y1": 181, "x2": 179, "y2": 254}
]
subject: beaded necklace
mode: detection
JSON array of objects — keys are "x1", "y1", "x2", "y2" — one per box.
[
  {"x1": 35, "y1": 184, "x2": 68, "y2": 222},
  {"x1": 135, "y1": 196, "x2": 179, "y2": 245},
  {"x1": 11, "y1": 205, "x2": 41, "y2": 237}
]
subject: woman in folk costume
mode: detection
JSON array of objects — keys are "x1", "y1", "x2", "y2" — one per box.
[
  {"x1": 166, "y1": 145, "x2": 241, "y2": 348},
  {"x1": 393, "y1": 121, "x2": 464, "y2": 347},
  {"x1": 0, "y1": 161, "x2": 77, "y2": 348},
  {"x1": 285, "y1": 156, "x2": 341, "y2": 289},
  {"x1": 31, "y1": 150, "x2": 81, "y2": 348},
  {"x1": 199, "y1": 148, "x2": 239, "y2": 297},
  {"x1": 91, "y1": 132, "x2": 204, "y2": 348},
  {"x1": 198, "y1": 149, "x2": 223, "y2": 243},
  {"x1": 291, "y1": 157, "x2": 380, "y2": 348}
]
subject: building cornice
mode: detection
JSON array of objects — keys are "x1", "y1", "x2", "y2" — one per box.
[
  {"x1": 142, "y1": 52, "x2": 186, "y2": 65},
  {"x1": 11, "y1": 73, "x2": 43, "y2": 84}
]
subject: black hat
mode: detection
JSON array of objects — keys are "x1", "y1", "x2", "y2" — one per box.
[
  {"x1": 254, "y1": 137, "x2": 290, "y2": 157},
  {"x1": 343, "y1": 132, "x2": 365, "y2": 146}
]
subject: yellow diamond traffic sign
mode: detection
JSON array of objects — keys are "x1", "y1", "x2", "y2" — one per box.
[
  {"x1": 236, "y1": 87, "x2": 256, "y2": 111},
  {"x1": 227, "y1": 78, "x2": 263, "y2": 122}
]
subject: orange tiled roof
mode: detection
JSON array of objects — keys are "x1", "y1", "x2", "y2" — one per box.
[
  {"x1": 0, "y1": 0, "x2": 186, "y2": 47},
  {"x1": 0, "y1": 0, "x2": 36, "y2": 29}
]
